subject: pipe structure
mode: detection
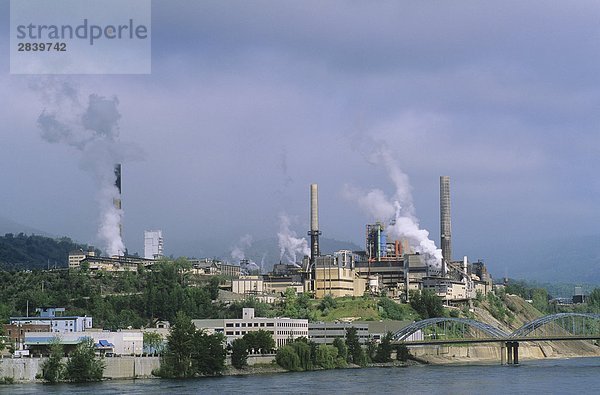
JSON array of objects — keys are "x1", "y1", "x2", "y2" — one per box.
[{"x1": 440, "y1": 176, "x2": 452, "y2": 276}]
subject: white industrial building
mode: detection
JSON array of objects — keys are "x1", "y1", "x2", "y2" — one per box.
[
  {"x1": 192, "y1": 308, "x2": 308, "y2": 349},
  {"x1": 24, "y1": 330, "x2": 143, "y2": 355},
  {"x1": 144, "y1": 230, "x2": 164, "y2": 259},
  {"x1": 10, "y1": 308, "x2": 93, "y2": 333}
]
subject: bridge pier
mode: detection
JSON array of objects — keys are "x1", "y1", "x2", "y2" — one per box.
[
  {"x1": 503, "y1": 341, "x2": 519, "y2": 365},
  {"x1": 500, "y1": 343, "x2": 506, "y2": 365}
]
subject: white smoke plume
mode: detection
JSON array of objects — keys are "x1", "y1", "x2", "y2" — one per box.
[
  {"x1": 34, "y1": 78, "x2": 139, "y2": 256},
  {"x1": 277, "y1": 213, "x2": 310, "y2": 265},
  {"x1": 259, "y1": 252, "x2": 267, "y2": 274},
  {"x1": 231, "y1": 234, "x2": 253, "y2": 262},
  {"x1": 242, "y1": 261, "x2": 261, "y2": 273},
  {"x1": 344, "y1": 149, "x2": 442, "y2": 269}
]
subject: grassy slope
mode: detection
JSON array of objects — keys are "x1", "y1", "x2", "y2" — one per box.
[{"x1": 306, "y1": 296, "x2": 419, "y2": 322}]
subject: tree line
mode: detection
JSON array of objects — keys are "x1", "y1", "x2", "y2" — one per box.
[
  {"x1": 273, "y1": 327, "x2": 410, "y2": 372},
  {"x1": 0, "y1": 233, "x2": 97, "y2": 270},
  {"x1": 41, "y1": 338, "x2": 105, "y2": 383}
]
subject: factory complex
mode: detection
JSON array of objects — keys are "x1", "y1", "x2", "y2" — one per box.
[
  {"x1": 66, "y1": 165, "x2": 492, "y2": 305},
  {"x1": 226, "y1": 177, "x2": 492, "y2": 303}
]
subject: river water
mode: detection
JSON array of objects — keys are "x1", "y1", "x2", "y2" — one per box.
[{"x1": 8, "y1": 357, "x2": 600, "y2": 394}]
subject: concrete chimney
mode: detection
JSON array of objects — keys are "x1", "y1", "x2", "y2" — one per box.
[
  {"x1": 310, "y1": 184, "x2": 319, "y2": 232},
  {"x1": 440, "y1": 176, "x2": 452, "y2": 275},
  {"x1": 308, "y1": 183, "x2": 321, "y2": 264}
]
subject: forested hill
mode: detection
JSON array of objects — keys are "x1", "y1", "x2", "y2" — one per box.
[{"x1": 0, "y1": 233, "x2": 96, "y2": 270}]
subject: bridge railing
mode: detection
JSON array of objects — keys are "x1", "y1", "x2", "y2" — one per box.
[
  {"x1": 509, "y1": 313, "x2": 600, "y2": 338},
  {"x1": 393, "y1": 313, "x2": 600, "y2": 343},
  {"x1": 393, "y1": 317, "x2": 509, "y2": 342}
]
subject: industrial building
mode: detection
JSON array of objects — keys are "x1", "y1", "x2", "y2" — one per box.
[
  {"x1": 144, "y1": 230, "x2": 164, "y2": 259},
  {"x1": 9, "y1": 308, "x2": 93, "y2": 334},
  {"x1": 73, "y1": 254, "x2": 155, "y2": 272},
  {"x1": 68, "y1": 247, "x2": 97, "y2": 269},
  {"x1": 189, "y1": 258, "x2": 242, "y2": 277},
  {"x1": 309, "y1": 321, "x2": 369, "y2": 344},
  {"x1": 308, "y1": 320, "x2": 422, "y2": 344},
  {"x1": 5, "y1": 308, "x2": 93, "y2": 351},
  {"x1": 24, "y1": 330, "x2": 143, "y2": 356},
  {"x1": 312, "y1": 251, "x2": 366, "y2": 298},
  {"x1": 192, "y1": 308, "x2": 308, "y2": 349}
]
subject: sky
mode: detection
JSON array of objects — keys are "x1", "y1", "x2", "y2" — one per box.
[{"x1": 2, "y1": 1, "x2": 600, "y2": 276}]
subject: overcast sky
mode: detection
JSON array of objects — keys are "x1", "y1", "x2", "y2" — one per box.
[{"x1": 2, "y1": 1, "x2": 600, "y2": 270}]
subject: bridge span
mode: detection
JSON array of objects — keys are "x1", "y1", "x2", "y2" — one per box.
[{"x1": 391, "y1": 313, "x2": 600, "y2": 364}]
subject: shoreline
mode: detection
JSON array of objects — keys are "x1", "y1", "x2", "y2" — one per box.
[{"x1": 4, "y1": 352, "x2": 600, "y2": 385}]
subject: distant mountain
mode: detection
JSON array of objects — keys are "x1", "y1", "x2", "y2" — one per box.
[
  {"x1": 0, "y1": 215, "x2": 52, "y2": 237},
  {"x1": 481, "y1": 235, "x2": 600, "y2": 284},
  {"x1": 0, "y1": 233, "x2": 97, "y2": 270}
]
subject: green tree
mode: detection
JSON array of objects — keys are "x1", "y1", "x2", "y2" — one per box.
[
  {"x1": 319, "y1": 294, "x2": 337, "y2": 312},
  {"x1": 41, "y1": 337, "x2": 64, "y2": 383},
  {"x1": 475, "y1": 290, "x2": 484, "y2": 302},
  {"x1": 290, "y1": 340, "x2": 313, "y2": 371},
  {"x1": 143, "y1": 332, "x2": 164, "y2": 354},
  {"x1": 365, "y1": 340, "x2": 376, "y2": 363},
  {"x1": 373, "y1": 332, "x2": 393, "y2": 363},
  {"x1": 275, "y1": 345, "x2": 301, "y2": 371},
  {"x1": 157, "y1": 311, "x2": 197, "y2": 378},
  {"x1": 64, "y1": 338, "x2": 104, "y2": 382},
  {"x1": 243, "y1": 329, "x2": 275, "y2": 354},
  {"x1": 589, "y1": 288, "x2": 600, "y2": 312},
  {"x1": 207, "y1": 276, "x2": 221, "y2": 300},
  {"x1": 396, "y1": 344, "x2": 411, "y2": 362},
  {"x1": 332, "y1": 337, "x2": 347, "y2": 361},
  {"x1": 157, "y1": 312, "x2": 226, "y2": 378},
  {"x1": 315, "y1": 344, "x2": 338, "y2": 369},
  {"x1": 231, "y1": 338, "x2": 248, "y2": 369},
  {"x1": 345, "y1": 327, "x2": 366, "y2": 366},
  {"x1": 191, "y1": 330, "x2": 226, "y2": 376},
  {"x1": 410, "y1": 290, "x2": 445, "y2": 319},
  {"x1": 378, "y1": 297, "x2": 413, "y2": 320},
  {"x1": 532, "y1": 288, "x2": 549, "y2": 313},
  {"x1": 282, "y1": 288, "x2": 299, "y2": 318}
]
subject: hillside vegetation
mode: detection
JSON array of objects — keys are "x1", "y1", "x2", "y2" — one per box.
[
  {"x1": 0, "y1": 233, "x2": 97, "y2": 270},
  {"x1": 1, "y1": 259, "x2": 599, "y2": 333}
]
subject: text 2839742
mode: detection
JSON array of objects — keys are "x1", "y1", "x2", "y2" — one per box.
[{"x1": 17, "y1": 42, "x2": 67, "y2": 52}]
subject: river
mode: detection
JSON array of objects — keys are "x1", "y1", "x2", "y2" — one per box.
[{"x1": 8, "y1": 357, "x2": 600, "y2": 394}]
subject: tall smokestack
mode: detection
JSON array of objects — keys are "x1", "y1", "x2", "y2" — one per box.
[
  {"x1": 440, "y1": 176, "x2": 452, "y2": 275},
  {"x1": 114, "y1": 164, "x2": 122, "y2": 239},
  {"x1": 308, "y1": 183, "x2": 321, "y2": 264}
]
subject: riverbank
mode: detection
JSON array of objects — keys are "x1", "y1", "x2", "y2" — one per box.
[
  {"x1": 412, "y1": 340, "x2": 600, "y2": 365},
  {"x1": 2, "y1": 341, "x2": 598, "y2": 384}
]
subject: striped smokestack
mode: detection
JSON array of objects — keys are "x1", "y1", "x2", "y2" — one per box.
[
  {"x1": 440, "y1": 176, "x2": 451, "y2": 275},
  {"x1": 308, "y1": 183, "x2": 321, "y2": 264},
  {"x1": 114, "y1": 163, "x2": 122, "y2": 195},
  {"x1": 114, "y1": 164, "x2": 122, "y2": 238}
]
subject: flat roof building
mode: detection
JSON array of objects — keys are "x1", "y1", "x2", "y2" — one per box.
[
  {"x1": 192, "y1": 308, "x2": 308, "y2": 349},
  {"x1": 144, "y1": 230, "x2": 164, "y2": 260}
]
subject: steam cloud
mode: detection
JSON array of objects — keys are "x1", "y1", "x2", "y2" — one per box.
[
  {"x1": 231, "y1": 234, "x2": 263, "y2": 273},
  {"x1": 231, "y1": 234, "x2": 253, "y2": 261},
  {"x1": 34, "y1": 79, "x2": 138, "y2": 256},
  {"x1": 344, "y1": 149, "x2": 442, "y2": 269},
  {"x1": 277, "y1": 213, "x2": 310, "y2": 265}
]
